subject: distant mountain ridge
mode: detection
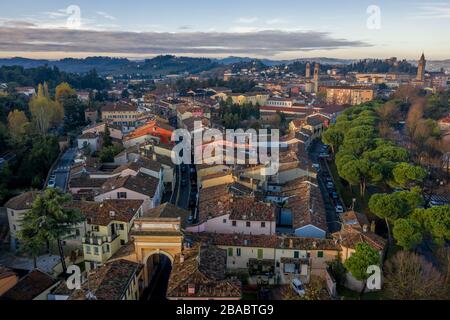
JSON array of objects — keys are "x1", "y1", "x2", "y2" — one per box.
[{"x1": 1, "y1": 55, "x2": 448, "y2": 75}]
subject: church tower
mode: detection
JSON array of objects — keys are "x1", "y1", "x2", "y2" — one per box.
[
  {"x1": 306, "y1": 63, "x2": 311, "y2": 79},
  {"x1": 416, "y1": 53, "x2": 426, "y2": 81},
  {"x1": 314, "y1": 63, "x2": 320, "y2": 93}
]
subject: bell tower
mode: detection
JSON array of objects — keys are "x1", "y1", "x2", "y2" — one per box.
[{"x1": 416, "y1": 53, "x2": 426, "y2": 81}]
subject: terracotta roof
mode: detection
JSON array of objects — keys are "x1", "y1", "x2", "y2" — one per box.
[
  {"x1": 0, "y1": 266, "x2": 16, "y2": 280},
  {"x1": 1, "y1": 269, "x2": 57, "y2": 301},
  {"x1": 70, "y1": 199, "x2": 143, "y2": 226},
  {"x1": 198, "y1": 184, "x2": 233, "y2": 223},
  {"x1": 167, "y1": 244, "x2": 241, "y2": 299},
  {"x1": 113, "y1": 157, "x2": 162, "y2": 174},
  {"x1": 229, "y1": 197, "x2": 276, "y2": 222},
  {"x1": 102, "y1": 103, "x2": 138, "y2": 113},
  {"x1": 187, "y1": 233, "x2": 340, "y2": 251},
  {"x1": 69, "y1": 173, "x2": 105, "y2": 189},
  {"x1": 332, "y1": 226, "x2": 387, "y2": 251},
  {"x1": 70, "y1": 260, "x2": 143, "y2": 300},
  {"x1": 4, "y1": 191, "x2": 41, "y2": 211},
  {"x1": 99, "y1": 173, "x2": 159, "y2": 197},
  {"x1": 286, "y1": 181, "x2": 328, "y2": 232},
  {"x1": 78, "y1": 132, "x2": 98, "y2": 140}
]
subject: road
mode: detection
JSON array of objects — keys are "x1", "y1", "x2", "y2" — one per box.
[
  {"x1": 170, "y1": 164, "x2": 191, "y2": 210},
  {"x1": 141, "y1": 255, "x2": 172, "y2": 301},
  {"x1": 53, "y1": 148, "x2": 77, "y2": 192},
  {"x1": 308, "y1": 141, "x2": 342, "y2": 233}
]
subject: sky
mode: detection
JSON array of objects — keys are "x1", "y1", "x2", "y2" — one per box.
[{"x1": 0, "y1": 0, "x2": 449, "y2": 60}]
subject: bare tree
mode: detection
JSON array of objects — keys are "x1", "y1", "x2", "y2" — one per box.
[{"x1": 384, "y1": 251, "x2": 449, "y2": 300}]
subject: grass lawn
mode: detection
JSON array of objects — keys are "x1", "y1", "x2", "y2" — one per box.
[{"x1": 337, "y1": 285, "x2": 385, "y2": 300}]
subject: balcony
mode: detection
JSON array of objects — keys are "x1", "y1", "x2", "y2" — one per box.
[{"x1": 82, "y1": 233, "x2": 119, "y2": 246}]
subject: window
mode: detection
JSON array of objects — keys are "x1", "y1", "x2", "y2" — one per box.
[
  {"x1": 236, "y1": 248, "x2": 241, "y2": 257},
  {"x1": 223, "y1": 219, "x2": 227, "y2": 224},
  {"x1": 92, "y1": 226, "x2": 99, "y2": 232},
  {"x1": 85, "y1": 245, "x2": 91, "y2": 255},
  {"x1": 117, "y1": 192, "x2": 127, "y2": 199},
  {"x1": 11, "y1": 211, "x2": 14, "y2": 217},
  {"x1": 120, "y1": 240, "x2": 126, "y2": 245},
  {"x1": 246, "y1": 222, "x2": 251, "y2": 228},
  {"x1": 317, "y1": 251, "x2": 324, "y2": 258},
  {"x1": 228, "y1": 248, "x2": 233, "y2": 257},
  {"x1": 294, "y1": 251, "x2": 299, "y2": 259},
  {"x1": 232, "y1": 221, "x2": 237, "y2": 227},
  {"x1": 94, "y1": 247, "x2": 99, "y2": 255},
  {"x1": 257, "y1": 249, "x2": 263, "y2": 260},
  {"x1": 306, "y1": 252, "x2": 311, "y2": 258},
  {"x1": 13, "y1": 225, "x2": 16, "y2": 231},
  {"x1": 119, "y1": 224, "x2": 125, "y2": 231},
  {"x1": 261, "y1": 222, "x2": 266, "y2": 228}
]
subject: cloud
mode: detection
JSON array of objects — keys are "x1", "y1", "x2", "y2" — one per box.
[
  {"x1": 178, "y1": 25, "x2": 194, "y2": 30},
  {"x1": 236, "y1": 17, "x2": 259, "y2": 24},
  {"x1": 0, "y1": 26, "x2": 370, "y2": 57},
  {"x1": 0, "y1": 20, "x2": 37, "y2": 28},
  {"x1": 412, "y1": 2, "x2": 450, "y2": 19},
  {"x1": 96, "y1": 11, "x2": 116, "y2": 20}
]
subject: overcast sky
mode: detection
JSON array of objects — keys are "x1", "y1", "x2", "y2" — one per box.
[{"x1": 0, "y1": 0, "x2": 449, "y2": 60}]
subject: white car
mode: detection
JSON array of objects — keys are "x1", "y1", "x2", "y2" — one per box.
[
  {"x1": 326, "y1": 182, "x2": 334, "y2": 189},
  {"x1": 291, "y1": 278, "x2": 306, "y2": 296},
  {"x1": 312, "y1": 163, "x2": 320, "y2": 171},
  {"x1": 335, "y1": 205, "x2": 344, "y2": 213}
]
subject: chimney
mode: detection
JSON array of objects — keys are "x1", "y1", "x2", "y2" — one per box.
[
  {"x1": 188, "y1": 283, "x2": 196, "y2": 296},
  {"x1": 152, "y1": 153, "x2": 157, "y2": 161},
  {"x1": 363, "y1": 224, "x2": 369, "y2": 233},
  {"x1": 109, "y1": 211, "x2": 115, "y2": 217}
]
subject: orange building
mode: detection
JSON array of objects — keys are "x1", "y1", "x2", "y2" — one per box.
[{"x1": 124, "y1": 120, "x2": 175, "y2": 145}]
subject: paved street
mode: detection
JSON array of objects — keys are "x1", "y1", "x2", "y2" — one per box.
[
  {"x1": 141, "y1": 255, "x2": 172, "y2": 301},
  {"x1": 170, "y1": 164, "x2": 191, "y2": 210},
  {"x1": 308, "y1": 141, "x2": 342, "y2": 234},
  {"x1": 53, "y1": 148, "x2": 77, "y2": 192}
]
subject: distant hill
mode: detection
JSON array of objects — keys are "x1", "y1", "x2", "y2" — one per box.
[{"x1": 0, "y1": 55, "x2": 220, "y2": 77}]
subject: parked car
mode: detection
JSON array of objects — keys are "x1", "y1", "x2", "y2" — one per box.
[
  {"x1": 319, "y1": 153, "x2": 330, "y2": 158},
  {"x1": 181, "y1": 179, "x2": 188, "y2": 187},
  {"x1": 331, "y1": 192, "x2": 339, "y2": 200},
  {"x1": 312, "y1": 163, "x2": 320, "y2": 171},
  {"x1": 325, "y1": 177, "x2": 333, "y2": 183},
  {"x1": 47, "y1": 175, "x2": 56, "y2": 188},
  {"x1": 291, "y1": 278, "x2": 306, "y2": 296},
  {"x1": 335, "y1": 205, "x2": 344, "y2": 214},
  {"x1": 326, "y1": 182, "x2": 334, "y2": 189}
]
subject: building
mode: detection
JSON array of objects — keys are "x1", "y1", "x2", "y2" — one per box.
[
  {"x1": 69, "y1": 259, "x2": 144, "y2": 300},
  {"x1": 188, "y1": 233, "x2": 340, "y2": 285},
  {"x1": 15, "y1": 87, "x2": 36, "y2": 97},
  {"x1": 101, "y1": 103, "x2": 140, "y2": 131},
  {"x1": 1, "y1": 270, "x2": 59, "y2": 301},
  {"x1": 417, "y1": 53, "x2": 426, "y2": 81},
  {"x1": 77, "y1": 132, "x2": 100, "y2": 154},
  {"x1": 95, "y1": 173, "x2": 163, "y2": 211},
  {"x1": 0, "y1": 267, "x2": 18, "y2": 297},
  {"x1": 71, "y1": 199, "x2": 145, "y2": 271},
  {"x1": 187, "y1": 185, "x2": 277, "y2": 236},
  {"x1": 124, "y1": 119, "x2": 174, "y2": 146},
  {"x1": 322, "y1": 86, "x2": 375, "y2": 105},
  {"x1": 4, "y1": 191, "x2": 41, "y2": 251},
  {"x1": 167, "y1": 244, "x2": 241, "y2": 300}
]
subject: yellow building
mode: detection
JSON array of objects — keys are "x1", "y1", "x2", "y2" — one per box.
[
  {"x1": 101, "y1": 103, "x2": 140, "y2": 129},
  {"x1": 71, "y1": 199, "x2": 145, "y2": 271},
  {"x1": 323, "y1": 86, "x2": 375, "y2": 105}
]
